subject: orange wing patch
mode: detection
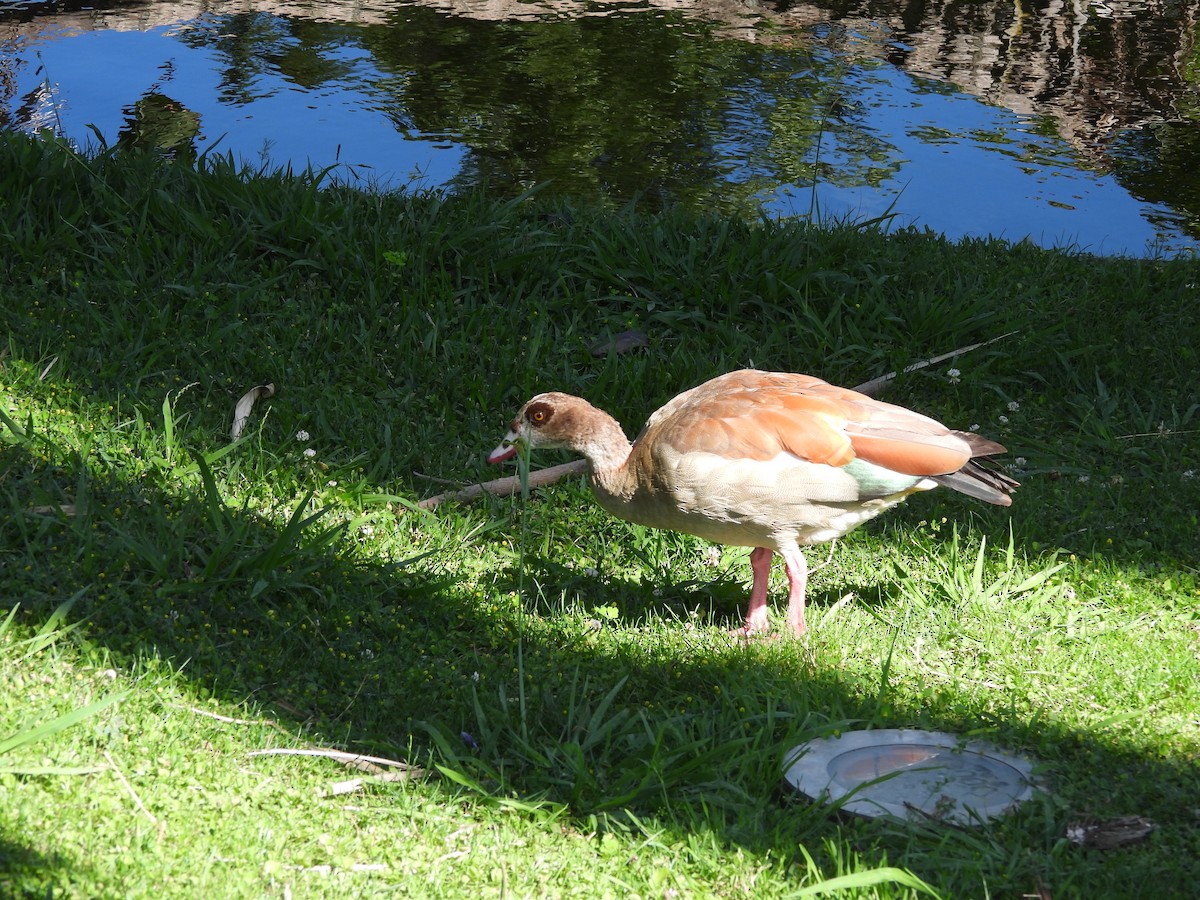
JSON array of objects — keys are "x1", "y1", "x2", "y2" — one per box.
[
  {"x1": 650, "y1": 381, "x2": 856, "y2": 466},
  {"x1": 845, "y1": 430, "x2": 970, "y2": 476},
  {"x1": 639, "y1": 369, "x2": 973, "y2": 476},
  {"x1": 769, "y1": 411, "x2": 856, "y2": 466}
]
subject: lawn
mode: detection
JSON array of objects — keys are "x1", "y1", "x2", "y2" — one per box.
[{"x1": 1, "y1": 131, "x2": 1198, "y2": 898}]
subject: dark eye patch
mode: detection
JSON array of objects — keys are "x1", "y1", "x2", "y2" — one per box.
[{"x1": 526, "y1": 402, "x2": 553, "y2": 425}]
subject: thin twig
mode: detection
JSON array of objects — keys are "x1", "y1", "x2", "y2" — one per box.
[
  {"x1": 413, "y1": 472, "x2": 461, "y2": 486},
  {"x1": 176, "y1": 703, "x2": 296, "y2": 737},
  {"x1": 911, "y1": 638, "x2": 1002, "y2": 690},
  {"x1": 852, "y1": 331, "x2": 1017, "y2": 397},
  {"x1": 186, "y1": 706, "x2": 276, "y2": 727},
  {"x1": 902, "y1": 800, "x2": 977, "y2": 831},
  {"x1": 247, "y1": 747, "x2": 424, "y2": 776},
  {"x1": 104, "y1": 750, "x2": 165, "y2": 839},
  {"x1": 820, "y1": 593, "x2": 856, "y2": 622},
  {"x1": 1115, "y1": 428, "x2": 1199, "y2": 440},
  {"x1": 808, "y1": 540, "x2": 838, "y2": 575}
]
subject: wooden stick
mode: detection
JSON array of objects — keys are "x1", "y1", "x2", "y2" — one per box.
[
  {"x1": 29, "y1": 504, "x2": 77, "y2": 516},
  {"x1": 417, "y1": 460, "x2": 586, "y2": 509},
  {"x1": 852, "y1": 331, "x2": 1016, "y2": 396},
  {"x1": 418, "y1": 334, "x2": 1016, "y2": 508}
]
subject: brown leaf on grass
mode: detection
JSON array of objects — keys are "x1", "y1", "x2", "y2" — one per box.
[
  {"x1": 30, "y1": 504, "x2": 77, "y2": 516},
  {"x1": 1065, "y1": 815, "x2": 1156, "y2": 850},
  {"x1": 327, "y1": 772, "x2": 416, "y2": 796},
  {"x1": 588, "y1": 329, "x2": 648, "y2": 357},
  {"x1": 231, "y1": 383, "x2": 275, "y2": 441}
]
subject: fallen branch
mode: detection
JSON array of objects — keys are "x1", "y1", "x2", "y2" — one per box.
[
  {"x1": 29, "y1": 504, "x2": 77, "y2": 517},
  {"x1": 419, "y1": 334, "x2": 1015, "y2": 508},
  {"x1": 852, "y1": 331, "x2": 1016, "y2": 396},
  {"x1": 417, "y1": 460, "x2": 586, "y2": 509}
]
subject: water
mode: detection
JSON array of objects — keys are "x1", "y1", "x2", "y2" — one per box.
[{"x1": 3, "y1": 0, "x2": 1198, "y2": 256}]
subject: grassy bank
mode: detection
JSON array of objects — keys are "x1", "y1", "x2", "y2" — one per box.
[{"x1": 1, "y1": 131, "x2": 1198, "y2": 898}]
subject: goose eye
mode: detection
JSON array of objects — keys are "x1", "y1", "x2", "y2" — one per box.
[{"x1": 531, "y1": 410, "x2": 546, "y2": 423}]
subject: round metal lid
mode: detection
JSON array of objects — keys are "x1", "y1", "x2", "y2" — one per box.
[{"x1": 783, "y1": 729, "x2": 1039, "y2": 824}]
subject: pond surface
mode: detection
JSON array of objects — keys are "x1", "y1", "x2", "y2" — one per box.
[{"x1": 3, "y1": 0, "x2": 1199, "y2": 256}]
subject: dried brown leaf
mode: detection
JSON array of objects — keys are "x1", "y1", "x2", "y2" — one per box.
[
  {"x1": 1065, "y1": 815, "x2": 1156, "y2": 850},
  {"x1": 231, "y1": 383, "x2": 275, "y2": 441},
  {"x1": 589, "y1": 329, "x2": 649, "y2": 357}
]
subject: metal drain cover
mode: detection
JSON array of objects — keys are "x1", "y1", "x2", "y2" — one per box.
[{"x1": 783, "y1": 729, "x2": 1039, "y2": 824}]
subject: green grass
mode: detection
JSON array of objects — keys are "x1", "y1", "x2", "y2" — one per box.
[{"x1": 1, "y1": 131, "x2": 1198, "y2": 898}]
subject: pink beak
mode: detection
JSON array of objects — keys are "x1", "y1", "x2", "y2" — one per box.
[{"x1": 487, "y1": 438, "x2": 518, "y2": 464}]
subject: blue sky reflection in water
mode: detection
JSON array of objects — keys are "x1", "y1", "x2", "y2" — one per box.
[
  {"x1": 3, "y1": 3, "x2": 1197, "y2": 257},
  {"x1": 10, "y1": 25, "x2": 469, "y2": 188},
  {"x1": 759, "y1": 60, "x2": 1176, "y2": 256}
]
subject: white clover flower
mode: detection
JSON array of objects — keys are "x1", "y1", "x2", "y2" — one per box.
[
  {"x1": 1078, "y1": 474, "x2": 1090, "y2": 483},
  {"x1": 946, "y1": 368, "x2": 961, "y2": 384},
  {"x1": 360, "y1": 524, "x2": 375, "y2": 538},
  {"x1": 471, "y1": 671, "x2": 480, "y2": 682},
  {"x1": 295, "y1": 430, "x2": 310, "y2": 441},
  {"x1": 1014, "y1": 457, "x2": 1027, "y2": 467},
  {"x1": 303, "y1": 447, "x2": 316, "y2": 458},
  {"x1": 583, "y1": 567, "x2": 599, "y2": 578},
  {"x1": 998, "y1": 415, "x2": 1009, "y2": 425},
  {"x1": 1184, "y1": 470, "x2": 1196, "y2": 480},
  {"x1": 702, "y1": 546, "x2": 722, "y2": 567},
  {"x1": 1007, "y1": 401, "x2": 1020, "y2": 412},
  {"x1": 327, "y1": 480, "x2": 338, "y2": 487},
  {"x1": 969, "y1": 423, "x2": 980, "y2": 432}
]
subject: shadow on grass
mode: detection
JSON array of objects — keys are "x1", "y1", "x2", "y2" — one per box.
[
  {"x1": 0, "y1": 839, "x2": 80, "y2": 900},
  {"x1": 2, "y1": 439, "x2": 1198, "y2": 898},
  {"x1": 496, "y1": 550, "x2": 905, "y2": 638}
]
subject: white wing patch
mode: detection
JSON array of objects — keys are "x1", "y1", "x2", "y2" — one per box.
[{"x1": 615, "y1": 449, "x2": 935, "y2": 548}]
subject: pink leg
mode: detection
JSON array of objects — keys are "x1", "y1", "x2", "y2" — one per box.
[
  {"x1": 740, "y1": 547, "x2": 774, "y2": 635},
  {"x1": 779, "y1": 547, "x2": 809, "y2": 637}
]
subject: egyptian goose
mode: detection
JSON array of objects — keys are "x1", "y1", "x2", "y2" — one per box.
[{"x1": 487, "y1": 370, "x2": 1017, "y2": 637}]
